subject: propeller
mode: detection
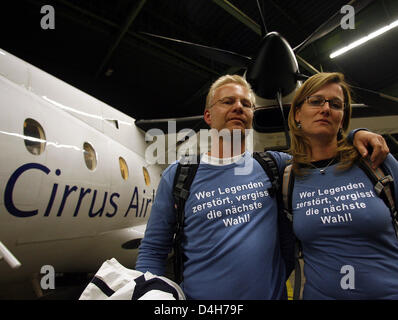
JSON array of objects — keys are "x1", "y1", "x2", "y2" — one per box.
[
  {"x1": 140, "y1": 31, "x2": 303, "y2": 104},
  {"x1": 139, "y1": 0, "x2": 398, "y2": 136}
]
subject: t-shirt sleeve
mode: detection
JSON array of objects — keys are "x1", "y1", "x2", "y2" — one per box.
[
  {"x1": 383, "y1": 154, "x2": 398, "y2": 206},
  {"x1": 267, "y1": 150, "x2": 292, "y2": 176},
  {"x1": 135, "y1": 163, "x2": 178, "y2": 276}
]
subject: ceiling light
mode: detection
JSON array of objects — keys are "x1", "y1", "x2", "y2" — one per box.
[{"x1": 330, "y1": 19, "x2": 398, "y2": 59}]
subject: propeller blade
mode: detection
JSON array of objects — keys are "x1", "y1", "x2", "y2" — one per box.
[
  {"x1": 140, "y1": 32, "x2": 252, "y2": 68},
  {"x1": 296, "y1": 55, "x2": 321, "y2": 75},
  {"x1": 295, "y1": 72, "x2": 310, "y2": 81},
  {"x1": 293, "y1": 0, "x2": 374, "y2": 53},
  {"x1": 350, "y1": 85, "x2": 398, "y2": 117},
  {"x1": 276, "y1": 90, "x2": 291, "y2": 149},
  {"x1": 256, "y1": 0, "x2": 268, "y2": 37}
]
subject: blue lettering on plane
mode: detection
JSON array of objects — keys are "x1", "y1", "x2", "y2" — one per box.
[{"x1": 3, "y1": 163, "x2": 154, "y2": 218}]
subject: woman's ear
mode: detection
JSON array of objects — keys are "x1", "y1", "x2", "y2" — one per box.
[
  {"x1": 340, "y1": 114, "x2": 346, "y2": 131},
  {"x1": 294, "y1": 108, "x2": 301, "y2": 124}
]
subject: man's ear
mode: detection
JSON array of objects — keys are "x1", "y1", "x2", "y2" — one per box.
[{"x1": 204, "y1": 109, "x2": 211, "y2": 126}]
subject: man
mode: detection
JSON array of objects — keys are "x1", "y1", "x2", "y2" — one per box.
[{"x1": 135, "y1": 75, "x2": 388, "y2": 300}]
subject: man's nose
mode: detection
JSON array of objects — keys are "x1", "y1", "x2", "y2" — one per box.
[{"x1": 231, "y1": 99, "x2": 244, "y2": 112}]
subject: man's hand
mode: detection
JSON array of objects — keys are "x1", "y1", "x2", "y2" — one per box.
[{"x1": 353, "y1": 131, "x2": 389, "y2": 169}]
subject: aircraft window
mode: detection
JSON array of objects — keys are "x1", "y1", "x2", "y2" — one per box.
[
  {"x1": 143, "y1": 167, "x2": 151, "y2": 186},
  {"x1": 119, "y1": 157, "x2": 129, "y2": 180},
  {"x1": 23, "y1": 118, "x2": 46, "y2": 155},
  {"x1": 83, "y1": 142, "x2": 97, "y2": 170}
]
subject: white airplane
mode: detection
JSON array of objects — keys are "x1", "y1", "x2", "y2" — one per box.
[{"x1": 0, "y1": 48, "x2": 164, "y2": 298}]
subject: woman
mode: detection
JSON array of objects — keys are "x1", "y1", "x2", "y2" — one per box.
[{"x1": 287, "y1": 72, "x2": 398, "y2": 299}]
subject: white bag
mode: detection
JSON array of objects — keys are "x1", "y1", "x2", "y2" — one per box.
[{"x1": 79, "y1": 258, "x2": 185, "y2": 300}]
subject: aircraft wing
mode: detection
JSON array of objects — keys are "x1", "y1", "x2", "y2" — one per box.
[
  {"x1": 0, "y1": 241, "x2": 21, "y2": 269},
  {"x1": 135, "y1": 115, "x2": 207, "y2": 133}
]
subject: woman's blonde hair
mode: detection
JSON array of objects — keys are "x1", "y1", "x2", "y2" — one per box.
[{"x1": 288, "y1": 72, "x2": 360, "y2": 175}]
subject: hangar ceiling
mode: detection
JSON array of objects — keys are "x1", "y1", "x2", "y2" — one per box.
[{"x1": 2, "y1": 0, "x2": 398, "y2": 123}]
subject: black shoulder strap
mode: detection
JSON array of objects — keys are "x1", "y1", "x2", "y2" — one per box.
[
  {"x1": 252, "y1": 151, "x2": 281, "y2": 198},
  {"x1": 281, "y1": 164, "x2": 304, "y2": 300},
  {"x1": 254, "y1": 152, "x2": 298, "y2": 297},
  {"x1": 357, "y1": 158, "x2": 398, "y2": 238},
  {"x1": 282, "y1": 164, "x2": 295, "y2": 223},
  {"x1": 171, "y1": 154, "x2": 200, "y2": 284}
]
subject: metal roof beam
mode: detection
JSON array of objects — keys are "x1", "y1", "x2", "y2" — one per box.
[
  {"x1": 212, "y1": 0, "x2": 261, "y2": 36},
  {"x1": 181, "y1": 66, "x2": 243, "y2": 109},
  {"x1": 95, "y1": 0, "x2": 147, "y2": 77},
  {"x1": 54, "y1": 0, "x2": 218, "y2": 77},
  {"x1": 268, "y1": 0, "x2": 307, "y2": 33}
]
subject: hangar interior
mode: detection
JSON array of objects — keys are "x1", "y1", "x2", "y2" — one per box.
[{"x1": 2, "y1": 0, "x2": 398, "y2": 118}]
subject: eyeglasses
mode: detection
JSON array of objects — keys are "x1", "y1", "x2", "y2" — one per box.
[
  {"x1": 305, "y1": 95, "x2": 345, "y2": 110},
  {"x1": 210, "y1": 96, "x2": 253, "y2": 109}
]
